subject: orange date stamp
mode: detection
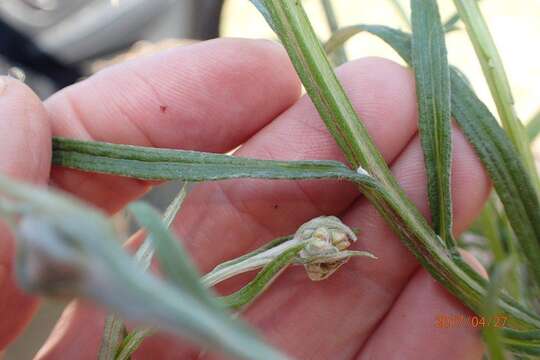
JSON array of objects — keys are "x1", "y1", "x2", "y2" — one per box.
[{"x1": 435, "y1": 314, "x2": 508, "y2": 329}]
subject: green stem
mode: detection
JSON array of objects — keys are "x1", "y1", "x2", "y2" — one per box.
[
  {"x1": 258, "y1": 0, "x2": 540, "y2": 330},
  {"x1": 451, "y1": 0, "x2": 540, "y2": 195}
]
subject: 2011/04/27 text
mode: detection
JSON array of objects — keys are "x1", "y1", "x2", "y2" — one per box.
[{"x1": 435, "y1": 314, "x2": 508, "y2": 329}]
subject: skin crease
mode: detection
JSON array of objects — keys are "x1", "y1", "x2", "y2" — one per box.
[{"x1": 0, "y1": 39, "x2": 490, "y2": 359}]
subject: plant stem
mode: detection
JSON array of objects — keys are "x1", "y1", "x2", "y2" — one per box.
[
  {"x1": 321, "y1": 0, "x2": 348, "y2": 66},
  {"x1": 259, "y1": 0, "x2": 540, "y2": 330},
  {"x1": 451, "y1": 0, "x2": 540, "y2": 195}
]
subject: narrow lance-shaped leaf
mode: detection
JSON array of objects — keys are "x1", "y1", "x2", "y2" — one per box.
[
  {"x1": 99, "y1": 185, "x2": 188, "y2": 360},
  {"x1": 111, "y1": 200, "x2": 222, "y2": 360},
  {"x1": 451, "y1": 0, "x2": 540, "y2": 196},
  {"x1": 115, "y1": 328, "x2": 153, "y2": 360},
  {"x1": 411, "y1": 0, "x2": 454, "y2": 250},
  {"x1": 220, "y1": 244, "x2": 305, "y2": 311},
  {"x1": 128, "y1": 201, "x2": 221, "y2": 309},
  {"x1": 207, "y1": 234, "x2": 294, "y2": 276},
  {"x1": 324, "y1": 24, "x2": 540, "y2": 337},
  {"x1": 443, "y1": 13, "x2": 461, "y2": 32},
  {"x1": 53, "y1": 137, "x2": 373, "y2": 183},
  {"x1": 0, "y1": 176, "x2": 287, "y2": 360},
  {"x1": 98, "y1": 316, "x2": 126, "y2": 360},
  {"x1": 482, "y1": 258, "x2": 516, "y2": 360},
  {"x1": 500, "y1": 328, "x2": 540, "y2": 356},
  {"x1": 450, "y1": 70, "x2": 540, "y2": 286},
  {"x1": 443, "y1": 0, "x2": 482, "y2": 33},
  {"x1": 135, "y1": 183, "x2": 188, "y2": 270}
]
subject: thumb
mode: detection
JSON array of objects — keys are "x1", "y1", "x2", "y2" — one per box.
[{"x1": 0, "y1": 77, "x2": 52, "y2": 349}]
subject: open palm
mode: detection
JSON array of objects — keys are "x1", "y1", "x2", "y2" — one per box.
[{"x1": 0, "y1": 39, "x2": 487, "y2": 359}]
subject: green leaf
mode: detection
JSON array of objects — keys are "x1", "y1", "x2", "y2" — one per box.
[
  {"x1": 443, "y1": 13, "x2": 461, "y2": 32},
  {"x1": 482, "y1": 258, "x2": 516, "y2": 359},
  {"x1": 443, "y1": 0, "x2": 482, "y2": 33},
  {"x1": 451, "y1": 0, "x2": 540, "y2": 198},
  {"x1": 501, "y1": 328, "x2": 540, "y2": 356},
  {"x1": 98, "y1": 316, "x2": 127, "y2": 360},
  {"x1": 450, "y1": 71, "x2": 540, "y2": 286},
  {"x1": 52, "y1": 137, "x2": 372, "y2": 183},
  {"x1": 115, "y1": 328, "x2": 153, "y2": 360},
  {"x1": 324, "y1": 25, "x2": 411, "y2": 60},
  {"x1": 0, "y1": 176, "x2": 287, "y2": 360},
  {"x1": 411, "y1": 0, "x2": 454, "y2": 249},
  {"x1": 99, "y1": 184, "x2": 188, "y2": 359},
  {"x1": 220, "y1": 244, "x2": 305, "y2": 311},
  {"x1": 205, "y1": 234, "x2": 294, "y2": 282},
  {"x1": 135, "y1": 184, "x2": 188, "y2": 270},
  {"x1": 325, "y1": 23, "x2": 540, "y2": 298},
  {"x1": 527, "y1": 109, "x2": 540, "y2": 142},
  {"x1": 128, "y1": 201, "x2": 220, "y2": 309}
]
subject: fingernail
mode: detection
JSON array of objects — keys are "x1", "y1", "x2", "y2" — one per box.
[
  {"x1": 7, "y1": 67, "x2": 26, "y2": 82},
  {"x1": 459, "y1": 248, "x2": 489, "y2": 279},
  {"x1": 0, "y1": 77, "x2": 6, "y2": 96}
]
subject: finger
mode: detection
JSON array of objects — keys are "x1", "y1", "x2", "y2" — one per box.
[
  {"x1": 36, "y1": 57, "x2": 420, "y2": 359},
  {"x1": 360, "y1": 266, "x2": 485, "y2": 360},
  {"x1": 46, "y1": 38, "x2": 301, "y2": 213},
  {"x1": 0, "y1": 77, "x2": 51, "y2": 349},
  {"x1": 34, "y1": 302, "x2": 106, "y2": 360},
  {"x1": 230, "y1": 127, "x2": 490, "y2": 359}
]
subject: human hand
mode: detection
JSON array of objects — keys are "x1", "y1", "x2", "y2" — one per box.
[{"x1": 0, "y1": 38, "x2": 488, "y2": 359}]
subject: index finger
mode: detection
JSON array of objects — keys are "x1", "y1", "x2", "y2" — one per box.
[
  {"x1": 0, "y1": 77, "x2": 51, "y2": 349},
  {"x1": 46, "y1": 38, "x2": 301, "y2": 213}
]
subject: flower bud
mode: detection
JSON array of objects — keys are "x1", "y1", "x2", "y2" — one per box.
[{"x1": 294, "y1": 216, "x2": 360, "y2": 281}]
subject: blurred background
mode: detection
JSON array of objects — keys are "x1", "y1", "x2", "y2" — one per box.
[{"x1": 2, "y1": 0, "x2": 539, "y2": 358}]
